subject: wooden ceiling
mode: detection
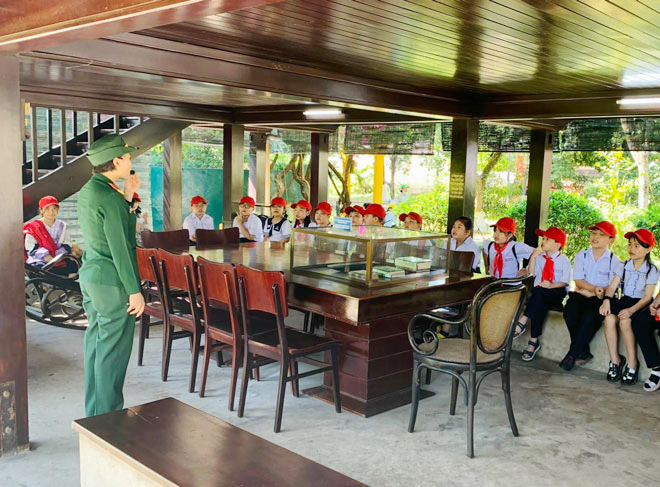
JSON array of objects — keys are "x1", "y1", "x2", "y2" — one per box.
[{"x1": 12, "y1": 0, "x2": 660, "y2": 124}]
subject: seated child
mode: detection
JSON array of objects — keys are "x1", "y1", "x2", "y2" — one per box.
[
  {"x1": 561, "y1": 221, "x2": 621, "y2": 371},
  {"x1": 642, "y1": 290, "x2": 660, "y2": 392},
  {"x1": 264, "y1": 197, "x2": 291, "y2": 243},
  {"x1": 483, "y1": 217, "x2": 534, "y2": 278},
  {"x1": 183, "y1": 195, "x2": 214, "y2": 245},
  {"x1": 292, "y1": 200, "x2": 313, "y2": 228},
  {"x1": 449, "y1": 216, "x2": 481, "y2": 273},
  {"x1": 384, "y1": 205, "x2": 396, "y2": 227},
  {"x1": 24, "y1": 196, "x2": 81, "y2": 276},
  {"x1": 233, "y1": 196, "x2": 264, "y2": 243},
  {"x1": 515, "y1": 227, "x2": 571, "y2": 361},
  {"x1": 601, "y1": 229, "x2": 657, "y2": 385},
  {"x1": 399, "y1": 212, "x2": 422, "y2": 231},
  {"x1": 344, "y1": 205, "x2": 365, "y2": 226},
  {"x1": 363, "y1": 204, "x2": 386, "y2": 226},
  {"x1": 313, "y1": 202, "x2": 333, "y2": 228}
]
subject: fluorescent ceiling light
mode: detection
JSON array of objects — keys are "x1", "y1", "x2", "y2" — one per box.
[
  {"x1": 303, "y1": 108, "x2": 344, "y2": 118},
  {"x1": 617, "y1": 97, "x2": 660, "y2": 107}
]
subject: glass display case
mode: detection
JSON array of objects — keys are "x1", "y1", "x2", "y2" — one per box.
[{"x1": 290, "y1": 226, "x2": 450, "y2": 287}]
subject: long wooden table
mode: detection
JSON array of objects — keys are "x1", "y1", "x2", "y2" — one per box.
[{"x1": 190, "y1": 242, "x2": 489, "y2": 417}]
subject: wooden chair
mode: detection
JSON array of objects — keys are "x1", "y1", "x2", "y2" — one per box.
[
  {"x1": 141, "y1": 230, "x2": 190, "y2": 251},
  {"x1": 136, "y1": 247, "x2": 166, "y2": 366},
  {"x1": 407, "y1": 275, "x2": 533, "y2": 457},
  {"x1": 157, "y1": 249, "x2": 222, "y2": 393},
  {"x1": 449, "y1": 250, "x2": 476, "y2": 274},
  {"x1": 235, "y1": 265, "x2": 343, "y2": 433},
  {"x1": 195, "y1": 228, "x2": 240, "y2": 249},
  {"x1": 196, "y1": 258, "x2": 277, "y2": 410}
]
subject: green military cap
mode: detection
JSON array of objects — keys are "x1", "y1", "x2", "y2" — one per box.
[{"x1": 86, "y1": 134, "x2": 138, "y2": 167}]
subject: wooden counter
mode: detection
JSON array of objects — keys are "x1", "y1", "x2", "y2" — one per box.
[
  {"x1": 190, "y1": 243, "x2": 489, "y2": 416},
  {"x1": 73, "y1": 398, "x2": 366, "y2": 487}
]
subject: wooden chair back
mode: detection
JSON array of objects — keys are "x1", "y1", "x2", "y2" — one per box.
[
  {"x1": 195, "y1": 228, "x2": 240, "y2": 249},
  {"x1": 141, "y1": 230, "x2": 189, "y2": 251},
  {"x1": 157, "y1": 249, "x2": 200, "y2": 322},
  {"x1": 197, "y1": 258, "x2": 242, "y2": 337},
  {"x1": 449, "y1": 250, "x2": 475, "y2": 274},
  {"x1": 136, "y1": 247, "x2": 159, "y2": 283}
]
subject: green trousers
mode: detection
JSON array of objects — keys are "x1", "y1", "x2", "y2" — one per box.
[{"x1": 81, "y1": 281, "x2": 135, "y2": 417}]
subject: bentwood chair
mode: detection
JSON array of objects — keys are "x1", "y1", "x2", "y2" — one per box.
[
  {"x1": 235, "y1": 265, "x2": 343, "y2": 433},
  {"x1": 141, "y1": 230, "x2": 190, "y2": 251},
  {"x1": 196, "y1": 258, "x2": 276, "y2": 410},
  {"x1": 195, "y1": 228, "x2": 240, "y2": 249},
  {"x1": 407, "y1": 275, "x2": 533, "y2": 458}
]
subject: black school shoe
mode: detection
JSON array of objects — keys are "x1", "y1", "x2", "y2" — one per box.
[
  {"x1": 621, "y1": 363, "x2": 639, "y2": 385},
  {"x1": 575, "y1": 352, "x2": 594, "y2": 366},
  {"x1": 559, "y1": 354, "x2": 575, "y2": 371},
  {"x1": 606, "y1": 355, "x2": 626, "y2": 382}
]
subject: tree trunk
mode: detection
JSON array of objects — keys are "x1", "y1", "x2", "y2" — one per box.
[
  {"x1": 329, "y1": 155, "x2": 354, "y2": 213},
  {"x1": 291, "y1": 154, "x2": 310, "y2": 200},
  {"x1": 475, "y1": 152, "x2": 502, "y2": 213},
  {"x1": 621, "y1": 119, "x2": 651, "y2": 209},
  {"x1": 273, "y1": 154, "x2": 296, "y2": 197},
  {"x1": 387, "y1": 155, "x2": 397, "y2": 201}
]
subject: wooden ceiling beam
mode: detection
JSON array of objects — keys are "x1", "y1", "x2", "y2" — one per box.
[
  {"x1": 0, "y1": 0, "x2": 280, "y2": 53},
  {"x1": 234, "y1": 106, "x2": 442, "y2": 125}
]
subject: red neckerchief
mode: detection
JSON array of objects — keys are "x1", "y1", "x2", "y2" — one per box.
[
  {"x1": 493, "y1": 242, "x2": 509, "y2": 278},
  {"x1": 23, "y1": 220, "x2": 58, "y2": 261},
  {"x1": 541, "y1": 253, "x2": 557, "y2": 282}
]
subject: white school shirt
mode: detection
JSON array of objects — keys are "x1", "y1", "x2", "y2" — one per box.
[
  {"x1": 183, "y1": 213, "x2": 214, "y2": 239},
  {"x1": 483, "y1": 240, "x2": 534, "y2": 278},
  {"x1": 615, "y1": 259, "x2": 659, "y2": 299},
  {"x1": 532, "y1": 251, "x2": 571, "y2": 290},
  {"x1": 450, "y1": 236, "x2": 482, "y2": 271},
  {"x1": 572, "y1": 248, "x2": 621, "y2": 288},
  {"x1": 25, "y1": 219, "x2": 70, "y2": 265},
  {"x1": 265, "y1": 217, "x2": 292, "y2": 242},
  {"x1": 233, "y1": 213, "x2": 264, "y2": 242}
]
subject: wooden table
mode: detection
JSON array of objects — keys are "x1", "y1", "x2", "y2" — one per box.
[
  {"x1": 190, "y1": 243, "x2": 489, "y2": 417},
  {"x1": 73, "y1": 397, "x2": 365, "y2": 487}
]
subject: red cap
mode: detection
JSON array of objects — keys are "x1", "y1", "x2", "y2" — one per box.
[
  {"x1": 588, "y1": 221, "x2": 616, "y2": 238},
  {"x1": 315, "y1": 201, "x2": 332, "y2": 215},
  {"x1": 291, "y1": 200, "x2": 312, "y2": 211},
  {"x1": 343, "y1": 206, "x2": 355, "y2": 215},
  {"x1": 39, "y1": 195, "x2": 59, "y2": 209},
  {"x1": 624, "y1": 228, "x2": 656, "y2": 248},
  {"x1": 239, "y1": 196, "x2": 255, "y2": 207},
  {"x1": 352, "y1": 205, "x2": 365, "y2": 215},
  {"x1": 399, "y1": 212, "x2": 423, "y2": 225},
  {"x1": 364, "y1": 203, "x2": 386, "y2": 220},
  {"x1": 535, "y1": 227, "x2": 567, "y2": 248},
  {"x1": 190, "y1": 195, "x2": 207, "y2": 206},
  {"x1": 132, "y1": 192, "x2": 141, "y2": 203},
  {"x1": 270, "y1": 197, "x2": 286, "y2": 207},
  {"x1": 491, "y1": 217, "x2": 516, "y2": 233}
]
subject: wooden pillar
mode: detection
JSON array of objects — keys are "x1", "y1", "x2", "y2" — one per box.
[
  {"x1": 447, "y1": 119, "x2": 478, "y2": 233},
  {"x1": 524, "y1": 130, "x2": 554, "y2": 246},
  {"x1": 310, "y1": 133, "x2": 329, "y2": 208},
  {"x1": 162, "y1": 132, "x2": 183, "y2": 231},
  {"x1": 223, "y1": 124, "x2": 245, "y2": 227},
  {"x1": 373, "y1": 155, "x2": 384, "y2": 204},
  {"x1": 248, "y1": 132, "x2": 269, "y2": 212},
  {"x1": 0, "y1": 54, "x2": 29, "y2": 456}
]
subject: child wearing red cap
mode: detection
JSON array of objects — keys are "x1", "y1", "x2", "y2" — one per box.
[
  {"x1": 344, "y1": 205, "x2": 365, "y2": 226},
  {"x1": 183, "y1": 195, "x2": 214, "y2": 244},
  {"x1": 24, "y1": 195, "x2": 81, "y2": 275},
  {"x1": 233, "y1": 196, "x2": 264, "y2": 242},
  {"x1": 561, "y1": 221, "x2": 621, "y2": 371},
  {"x1": 264, "y1": 197, "x2": 291, "y2": 243},
  {"x1": 449, "y1": 216, "x2": 481, "y2": 273},
  {"x1": 515, "y1": 227, "x2": 571, "y2": 361},
  {"x1": 313, "y1": 202, "x2": 333, "y2": 228},
  {"x1": 483, "y1": 217, "x2": 534, "y2": 279},
  {"x1": 399, "y1": 212, "x2": 423, "y2": 231},
  {"x1": 292, "y1": 200, "x2": 313, "y2": 228},
  {"x1": 364, "y1": 203, "x2": 386, "y2": 226},
  {"x1": 600, "y1": 229, "x2": 657, "y2": 385}
]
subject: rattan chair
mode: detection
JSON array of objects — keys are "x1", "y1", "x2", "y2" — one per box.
[{"x1": 407, "y1": 275, "x2": 533, "y2": 458}]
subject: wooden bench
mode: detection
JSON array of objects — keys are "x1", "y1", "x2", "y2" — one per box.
[{"x1": 72, "y1": 397, "x2": 366, "y2": 487}]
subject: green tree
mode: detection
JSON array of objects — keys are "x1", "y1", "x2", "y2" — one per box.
[{"x1": 395, "y1": 183, "x2": 449, "y2": 233}]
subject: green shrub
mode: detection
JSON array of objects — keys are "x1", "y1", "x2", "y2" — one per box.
[
  {"x1": 507, "y1": 191, "x2": 603, "y2": 259},
  {"x1": 395, "y1": 184, "x2": 449, "y2": 233},
  {"x1": 631, "y1": 203, "x2": 660, "y2": 260}
]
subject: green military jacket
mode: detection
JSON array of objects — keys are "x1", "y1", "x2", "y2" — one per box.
[{"x1": 77, "y1": 173, "x2": 140, "y2": 295}]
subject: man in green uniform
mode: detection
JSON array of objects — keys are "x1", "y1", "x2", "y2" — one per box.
[{"x1": 78, "y1": 134, "x2": 145, "y2": 417}]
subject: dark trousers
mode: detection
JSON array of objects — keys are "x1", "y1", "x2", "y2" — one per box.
[
  {"x1": 563, "y1": 292, "x2": 603, "y2": 358},
  {"x1": 524, "y1": 287, "x2": 567, "y2": 339},
  {"x1": 632, "y1": 315, "x2": 660, "y2": 369}
]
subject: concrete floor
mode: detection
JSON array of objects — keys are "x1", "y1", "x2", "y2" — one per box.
[{"x1": 1, "y1": 315, "x2": 659, "y2": 487}]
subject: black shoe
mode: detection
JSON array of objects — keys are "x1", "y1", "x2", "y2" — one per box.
[
  {"x1": 560, "y1": 354, "x2": 575, "y2": 371},
  {"x1": 606, "y1": 355, "x2": 626, "y2": 382},
  {"x1": 621, "y1": 362, "x2": 639, "y2": 385},
  {"x1": 575, "y1": 352, "x2": 594, "y2": 366}
]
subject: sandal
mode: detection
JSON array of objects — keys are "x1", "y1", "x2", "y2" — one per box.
[
  {"x1": 643, "y1": 370, "x2": 660, "y2": 392},
  {"x1": 522, "y1": 340, "x2": 541, "y2": 361},
  {"x1": 606, "y1": 355, "x2": 626, "y2": 382},
  {"x1": 621, "y1": 363, "x2": 639, "y2": 385},
  {"x1": 513, "y1": 322, "x2": 527, "y2": 339}
]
